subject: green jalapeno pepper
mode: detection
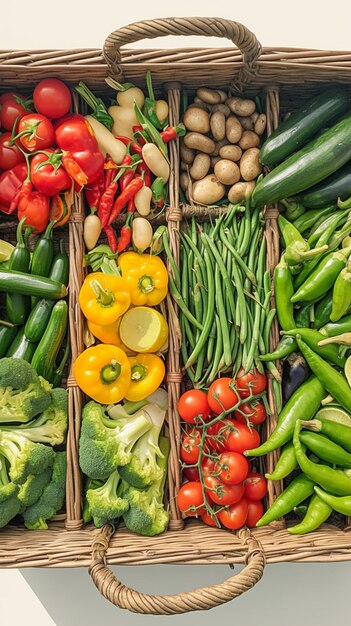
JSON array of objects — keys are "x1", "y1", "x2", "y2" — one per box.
[
  {"x1": 314, "y1": 486, "x2": 351, "y2": 516},
  {"x1": 319, "y1": 313, "x2": 351, "y2": 337},
  {"x1": 265, "y1": 441, "x2": 299, "y2": 480},
  {"x1": 282, "y1": 327, "x2": 346, "y2": 367},
  {"x1": 287, "y1": 493, "x2": 332, "y2": 535},
  {"x1": 299, "y1": 430, "x2": 351, "y2": 468},
  {"x1": 315, "y1": 292, "x2": 333, "y2": 329},
  {"x1": 278, "y1": 214, "x2": 328, "y2": 267},
  {"x1": 330, "y1": 263, "x2": 351, "y2": 322},
  {"x1": 274, "y1": 253, "x2": 295, "y2": 330},
  {"x1": 256, "y1": 473, "x2": 315, "y2": 527},
  {"x1": 259, "y1": 305, "x2": 311, "y2": 362},
  {"x1": 292, "y1": 245, "x2": 351, "y2": 303},
  {"x1": 301, "y1": 418, "x2": 351, "y2": 454}
]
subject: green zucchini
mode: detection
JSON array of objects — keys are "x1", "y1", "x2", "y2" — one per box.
[
  {"x1": 298, "y1": 161, "x2": 351, "y2": 208},
  {"x1": 6, "y1": 327, "x2": 37, "y2": 362},
  {"x1": 0, "y1": 270, "x2": 67, "y2": 299},
  {"x1": 31, "y1": 300, "x2": 68, "y2": 381},
  {"x1": 24, "y1": 246, "x2": 69, "y2": 342},
  {"x1": 0, "y1": 324, "x2": 18, "y2": 358},
  {"x1": 260, "y1": 90, "x2": 349, "y2": 167},
  {"x1": 30, "y1": 221, "x2": 55, "y2": 277},
  {"x1": 6, "y1": 218, "x2": 31, "y2": 325},
  {"x1": 252, "y1": 112, "x2": 351, "y2": 208}
]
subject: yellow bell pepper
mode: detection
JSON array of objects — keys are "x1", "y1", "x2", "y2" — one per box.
[
  {"x1": 125, "y1": 353, "x2": 166, "y2": 402},
  {"x1": 87, "y1": 318, "x2": 133, "y2": 354},
  {"x1": 73, "y1": 344, "x2": 131, "y2": 404},
  {"x1": 79, "y1": 272, "x2": 131, "y2": 325},
  {"x1": 118, "y1": 252, "x2": 168, "y2": 306}
]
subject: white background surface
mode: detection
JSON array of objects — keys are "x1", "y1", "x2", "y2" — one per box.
[{"x1": 1, "y1": 1, "x2": 351, "y2": 624}]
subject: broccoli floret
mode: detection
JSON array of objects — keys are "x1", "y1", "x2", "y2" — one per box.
[
  {"x1": 86, "y1": 470, "x2": 129, "y2": 528},
  {"x1": 0, "y1": 359, "x2": 52, "y2": 423},
  {"x1": 22, "y1": 451, "x2": 66, "y2": 530},
  {"x1": 82, "y1": 476, "x2": 104, "y2": 524},
  {"x1": 0, "y1": 454, "x2": 21, "y2": 528},
  {"x1": 118, "y1": 403, "x2": 166, "y2": 489},
  {"x1": 18, "y1": 467, "x2": 53, "y2": 508},
  {"x1": 122, "y1": 437, "x2": 170, "y2": 536},
  {"x1": 0, "y1": 430, "x2": 55, "y2": 484},
  {"x1": 79, "y1": 401, "x2": 152, "y2": 480}
]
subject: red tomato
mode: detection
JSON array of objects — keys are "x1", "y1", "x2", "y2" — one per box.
[
  {"x1": 208, "y1": 378, "x2": 239, "y2": 414},
  {"x1": 177, "y1": 481, "x2": 205, "y2": 517},
  {"x1": 225, "y1": 420, "x2": 260, "y2": 454},
  {"x1": 0, "y1": 92, "x2": 24, "y2": 104},
  {"x1": 243, "y1": 472, "x2": 267, "y2": 501},
  {"x1": 178, "y1": 389, "x2": 210, "y2": 424},
  {"x1": 30, "y1": 150, "x2": 71, "y2": 196},
  {"x1": 180, "y1": 427, "x2": 202, "y2": 465},
  {"x1": 234, "y1": 400, "x2": 267, "y2": 426},
  {"x1": 55, "y1": 114, "x2": 105, "y2": 184},
  {"x1": 17, "y1": 114, "x2": 54, "y2": 152},
  {"x1": 245, "y1": 500, "x2": 264, "y2": 528},
  {"x1": 0, "y1": 133, "x2": 25, "y2": 170},
  {"x1": 236, "y1": 368, "x2": 267, "y2": 399},
  {"x1": 183, "y1": 466, "x2": 200, "y2": 482},
  {"x1": 216, "y1": 451, "x2": 249, "y2": 485},
  {"x1": 0, "y1": 94, "x2": 33, "y2": 131},
  {"x1": 33, "y1": 78, "x2": 72, "y2": 119},
  {"x1": 204, "y1": 475, "x2": 245, "y2": 506},
  {"x1": 201, "y1": 456, "x2": 217, "y2": 476},
  {"x1": 206, "y1": 418, "x2": 235, "y2": 453},
  {"x1": 201, "y1": 510, "x2": 219, "y2": 527},
  {"x1": 218, "y1": 498, "x2": 249, "y2": 530}
]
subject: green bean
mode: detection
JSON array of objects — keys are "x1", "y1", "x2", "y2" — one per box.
[
  {"x1": 258, "y1": 332, "x2": 281, "y2": 382},
  {"x1": 231, "y1": 259, "x2": 247, "y2": 344},
  {"x1": 194, "y1": 338, "x2": 207, "y2": 383},
  {"x1": 162, "y1": 230, "x2": 181, "y2": 288},
  {"x1": 263, "y1": 308, "x2": 277, "y2": 353},
  {"x1": 201, "y1": 233, "x2": 236, "y2": 321},
  {"x1": 168, "y1": 275, "x2": 203, "y2": 331},
  {"x1": 206, "y1": 319, "x2": 217, "y2": 365},
  {"x1": 244, "y1": 289, "x2": 262, "y2": 373},
  {"x1": 220, "y1": 226, "x2": 257, "y2": 285},
  {"x1": 183, "y1": 316, "x2": 196, "y2": 350},
  {"x1": 231, "y1": 324, "x2": 239, "y2": 362},
  {"x1": 185, "y1": 248, "x2": 215, "y2": 368},
  {"x1": 180, "y1": 316, "x2": 195, "y2": 383},
  {"x1": 206, "y1": 314, "x2": 223, "y2": 384},
  {"x1": 215, "y1": 264, "x2": 232, "y2": 367},
  {"x1": 238, "y1": 204, "x2": 252, "y2": 256},
  {"x1": 260, "y1": 290, "x2": 272, "y2": 337}
]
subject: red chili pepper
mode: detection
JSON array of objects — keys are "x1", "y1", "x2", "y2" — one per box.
[
  {"x1": 120, "y1": 169, "x2": 135, "y2": 192},
  {"x1": 104, "y1": 155, "x2": 117, "y2": 191},
  {"x1": 137, "y1": 162, "x2": 152, "y2": 187},
  {"x1": 117, "y1": 213, "x2": 133, "y2": 253},
  {"x1": 104, "y1": 225, "x2": 118, "y2": 253},
  {"x1": 160, "y1": 124, "x2": 186, "y2": 143},
  {"x1": 132, "y1": 125, "x2": 143, "y2": 134},
  {"x1": 0, "y1": 163, "x2": 27, "y2": 214},
  {"x1": 127, "y1": 197, "x2": 135, "y2": 213},
  {"x1": 108, "y1": 177, "x2": 144, "y2": 225},
  {"x1": 85, "y1": 171, "x2": 105, "y2": 209},
  {"x1": 61, "y1": 151, "x2": 88, "y2": 188},
  {"x1": 98, "y1": 181, "x2": 118, "y2": 226},
  {"x1": 115, "y1": 136, "x2": 131, "y2": 146}
]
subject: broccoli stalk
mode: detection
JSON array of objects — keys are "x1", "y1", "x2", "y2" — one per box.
[
  {"x1": 22, "y1": 451, "x2": 67, "y2": 530},
  {"x1": 122, "y1": 437, "x2": 170, "y2": 536},
  {"x1": 118, "y1": 403, "x2": 166, "y2": 489},
  {"x1": 79, "y1": 401, "x2": 152, "y2": 480},
  {"x1": 0, "y1": 430, "x2": 55, "y2": 484},
  {"x1": 86, "y1": 469, "x2": 129, "y2": 528},
  {"x1": 0, "y1": 358, "x2": 52, "y2": 423},
  {"x1": 0, "y1": 453, "x2": 21, "y2": 528}
]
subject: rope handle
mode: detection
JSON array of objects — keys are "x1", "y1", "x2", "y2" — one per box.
[
  {"x1": 103, "y1": 16, "x2": 262, "y2": 91},
  {"x1": 89, "y1": 525, "x2": 266, "y2": 615}
]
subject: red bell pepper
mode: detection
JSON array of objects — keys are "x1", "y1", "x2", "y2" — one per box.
[
  {"x1": 18, "y1": 191, "x2": 50, "y2": 234},
  {"x1": 54, "y1": 114, "x2": 104, "y2": 184},
  {"x1": 0, "y1": 163, "x2": 27, "y2": 214}
]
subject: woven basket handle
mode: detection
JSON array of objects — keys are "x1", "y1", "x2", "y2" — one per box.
[
  {"x1": 103, "y1": 17, "x2": 262, "y2": 91},
  {"x1": 89, "y1": 525, "x2": 265, "y2": 615}
]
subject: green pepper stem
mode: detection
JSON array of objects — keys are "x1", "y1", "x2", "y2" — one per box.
[
  {"x1": 138, "y1": 274, "x2": 154, "y2": 294},
  {"x1": 100, "y1": 359, "x2": 121, "y2": 384},
  {"x1": 131, "y1": 364, "x2": 148, "y2": 381},
  {"x1": 90, "y1": 279, "x2": 115, "y2": 306}
]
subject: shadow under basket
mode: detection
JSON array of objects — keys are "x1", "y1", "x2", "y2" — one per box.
[{"x1": 0, "y1": 15, "x2": 351, "y2": 616}]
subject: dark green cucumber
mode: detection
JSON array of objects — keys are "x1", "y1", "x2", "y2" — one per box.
[
  {"x1": 252, "y1": 112, "x2": 351, "y2": 208},
  {"x1": 24, "y1": 245, "x2": 69, "y2": 342},
  {"x1": 0, "y1": 270, "x2": 67, "y2": 299},
  {"x1": 298, "y1": 161, "x2": 351, "y2": 208},
  {"x1": 6, "y1": 327, "x2": 37, "y2": 361},
  {"x1": 0, "y1": 324, "x2": 18, "y2": 357},
  {"x1": 6, "y1": 218, "x2": 31, "y2": 325},
  {"x1": 31, "y1": 300, "x2": 68, "y2": 381},
  {"x1": 30, "y1": 220, "x2": 55, "y2": 277},
  {"x1": 260, "y1": 90, "x2": 349, "y2": 167}
]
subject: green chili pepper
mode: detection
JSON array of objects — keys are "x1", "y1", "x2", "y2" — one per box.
[
  {"x1": 291, "y1": 245, "x2": 351, "y2": 303},
  {"x1": 293, "y1": 420, "x2": 351, "y2": 495},
  {"x1": 307, "y1": 210, "x2": 349, "y2": 248},
  {"x1": 282, "y1": 327, "x2": 346, "y2": 367},
  {"x1": 256, "y1": 473, "x2": 315, "y2": 527},
  {"x1": 296, "y1": 336, "x2": 351, "y2": 413},
  {"x1": 265, "y1": 441, "x2": 299, "y2": 480},
  {"x1": 245, "y1": 376, "x2": 326, "y2": 457},
  {"x1": 281, "y1": 198, "x2": 306, "y2": 221},
  {"x1": 314, "y1": 486, "x2": 351, "y2": 516},
  {"x1": 293, "y1": 205, "x2": 335, "y2": 235},
  {"x1": 274, "y1": 254, "x2": 296, "y2": 330},
  {"x1": 151, "y1": 176, "x2": 167, "y2": 209},
  {"x1": 299, "y1": 430, "x2": 351, "y2": 468},
  {"x1": 314, "y1": 292, "x2": 333, "y2": 329},
  {"x1": 278, "y1": 214, "x2": 328, "y2": 266},
  {"x1": 301, "y1": 418, "x2": 351, "y2": 454},
  {"x1": 330, "y1": 263, "x2": 351, "y2": 322},
  {"x1": 259, "y1": 304, "x2": 311, "y2": 361},
  {"x1": 134, "y1": 102, "x2": 168, "y2": 158},
  {"x1": 287, "y1": 493, "x2": 332, "y2": 535}
]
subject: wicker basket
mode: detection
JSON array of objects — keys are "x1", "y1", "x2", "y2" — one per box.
[{"x1": 1, "y1": 16, "x2": 351, "y2": 616}]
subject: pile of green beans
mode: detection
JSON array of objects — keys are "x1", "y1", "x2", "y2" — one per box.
[{"x1": 165, "y1": 203, "x2": 277, "y2": 386}]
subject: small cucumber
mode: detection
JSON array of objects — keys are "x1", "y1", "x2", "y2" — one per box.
[
  {"x1": 31, "y1": 300, "x2": 68, "y2": 381},
  {"x1": 0, "y1": 269, "x2": 67, "y2": 299},
  {"x1": 30, "y1": 221, "x2": 55, "y2": 277},
  {"x1": 299, "y1": 161, "x2": 351, "y2": 208},
  {"x1": 6, "y1": 326, "x2": 37, "y2": 362},
  {"x1": 6, "y1": 218, "x2": 31, "y2": 325},
  {"x1": 0, "y1": 324, "x2": 18, "y2": 358}
]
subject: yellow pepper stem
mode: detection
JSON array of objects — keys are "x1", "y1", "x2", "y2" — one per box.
[
  {"x1": 90, "y1": 279, "x2": 115, "y2": 307},
  {"x1": 131, "y1": 364, "x2": 148, "y2": 381},
  {"x1": 138, "y1": 274, "x2": 154, "y2": 294},
  {"x1": 100, "y1": 359, "x2": 122, "y2": 384}
]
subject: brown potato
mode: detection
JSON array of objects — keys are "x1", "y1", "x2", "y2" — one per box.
[
  {"x1": 226, "y1": 97, "x2": 256, "y2": 116},
  {"x1": 226, "y1": 116, "x2": 243, "y2": 144},
  {"x1": 254, "y1": 113, "x2": 267, "y2": 136},
  {"x1": 180, "y1": 142, "x2": 195, "y2": 164},
  {"x1": 183, "y1": 132, "x2": 216, "y2": 154},
  {"x1": 190, "y1": 153, "x2": 211, "y2": 180},
  {"x1": 180, "y1": 171, "x2": 191, "y2": 192},
  {"x1": 219, "y1": 144, "x2": 242, "y2": 162},
  {"x1": 192, "y1": 174, "x2": 225, "y2": 205},
  {"x1": 210, "y1": 111, "x2": 226, "y2": 141},
  {"x1": 214, "y1": 159, "x2": 240, "y2": 185},
  {"x1": 239, "y1": 131, "x2": 260, "y2": 150},
  {"x1": 196, "y1": 87, "x2": 222, "y2": 105},
  {"x1": 183, "y1": 107, "x2": 210, "y2": 133},
  {"x1": 217, "y1": 89, "x2": 228, "y2": 103},
  {"x1": 240, "y1": 148, "x2": 262, "y2": 181},
  {"x1": 251, "y1": 112, "x2": 259, "y2": 123},
  {"x1": 238, "y1": 115, "x2": 254, "y2": 131},
  {"x1": 211, "y1": 103, "x2": 231, "y2": 117},
  {"x1": 228, "y1": 181, "x2": 256, "y2": 203}
]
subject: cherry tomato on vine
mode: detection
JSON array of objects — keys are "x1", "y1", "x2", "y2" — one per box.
[
  {"x1": 206, "y1": 418, "x2": 235, "y2": 453},
  {"x1": 207, "y1": 378, "x2": 239, "y2": 414},
  {"x1": 0, "y1": 132, "x2": 25, "y2": 170},
  {"x1": 236, "y1": 368, "x2": 267, "y2": 399},
  {"x1": 178, "y1": 389, "x2": 210, "y2": 424},
  {"x1": 204, "y1": 475, "x2": 245, "y2": 506},
  {"x1": 234, "y1": 400, "x2": 267, "y2": 426},
  {"x1": 201, "y1": 456, "x2": 217, "y2": 476},
  {"x1": 180, "y1": 427, "x2": 202, "y2": 465},
  {"x1": 215, "y1": 451, "x2": 249, "y2": 485},
  {"x1": 16, "y1": 114, "x2": 55, "y2": 152},
  {"x1": 245, "y1": 500, "x2": 264, "y2": 528},
  {"x1": 33, "y1": 78, "x2": 72, "y2": 119},
  {"x1": 218, "y1": 498, "x2": 249, "y2": 530},
  {"x1": 177, "y1": 481, "x2": 205, "y2": 517},
  {"x1": 201, "y1": 510, "x2": 219, "y2": 527},
  {"x1": 225, "y1": 420, "x2": 260, "y2": 454},
  {"x1": 30, "y1": 150, "x2": 71, "y2": 196},
  {"x1": 183, "y1": 466, "x2": 200, "y2": 482},
  {"x1": 0, "y1": 94, "x2": 33, "y2": 131},
  {"x1": 243, "y1": 472, "x2": 267, "y2": 501}
]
